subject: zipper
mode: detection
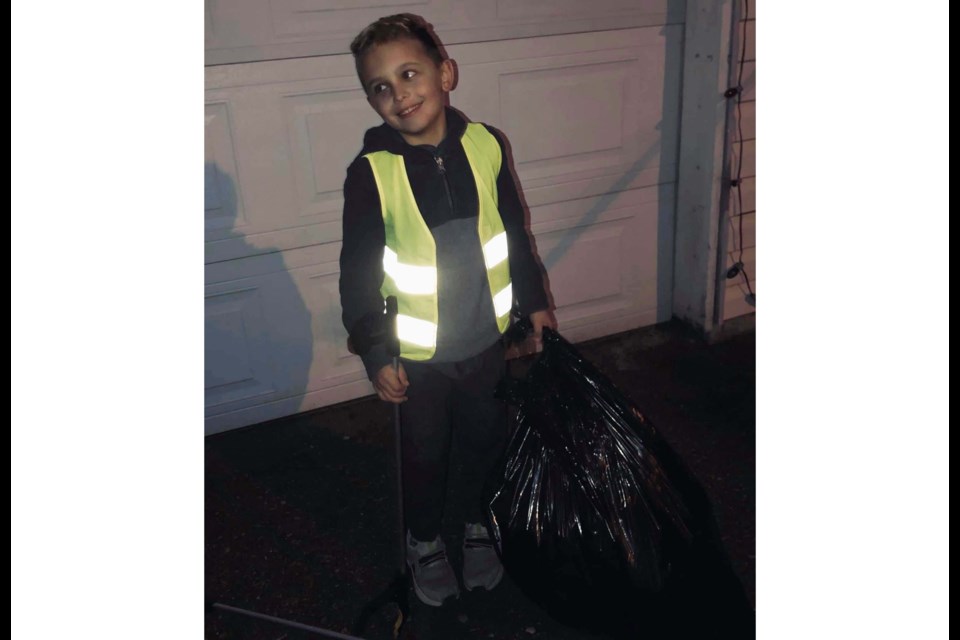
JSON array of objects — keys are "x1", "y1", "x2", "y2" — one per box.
[{"x1": 434, "y1": 155, "x2": 454, "y2": 211}]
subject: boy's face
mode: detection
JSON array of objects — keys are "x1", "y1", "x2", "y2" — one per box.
[{"x1": 359, "y1": 37, "x2": 454, "y2": 147}]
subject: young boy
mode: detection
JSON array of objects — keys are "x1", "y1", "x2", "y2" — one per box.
[{"x1": 339, "y1": 13, "x2": 556, "y2": 607}]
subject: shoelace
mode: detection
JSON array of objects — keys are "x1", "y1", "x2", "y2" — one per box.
[
  {"x1": 417, "y1": 549, "x2": 449, "y2": 568},
  {"x1": 464, "y1": 537, "x2": 494, "y2": 550}
]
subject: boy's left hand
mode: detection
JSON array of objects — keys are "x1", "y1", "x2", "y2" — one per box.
[{"x1": 529, "y1": 309, "x2": 558, "y2": 346}]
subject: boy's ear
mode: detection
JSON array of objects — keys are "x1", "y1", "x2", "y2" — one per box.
[{"x1": 440, "y1": 58, "x2": 456, "y2": 92}]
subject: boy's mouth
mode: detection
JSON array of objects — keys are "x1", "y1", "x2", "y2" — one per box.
[{"x1": 396, "y1": 103, "x2": 421, "y2": 118}]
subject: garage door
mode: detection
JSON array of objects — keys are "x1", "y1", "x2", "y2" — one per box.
[{"x1": 205, "y1": 1, "x2": 685, "y2": 434}]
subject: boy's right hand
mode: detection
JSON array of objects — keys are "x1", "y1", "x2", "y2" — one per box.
[{"x1": 374, "y1": 363, "x2": 409, "y2": 403}]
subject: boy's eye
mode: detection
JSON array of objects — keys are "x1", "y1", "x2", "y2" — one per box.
[
  {"x1": 372, "y1": 83, "x2": 388, "y2": 95},
  {"x1": 402, "y1": 69, "x2": 417, "y2": 80}
]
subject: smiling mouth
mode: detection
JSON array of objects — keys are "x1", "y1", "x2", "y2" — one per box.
[{"x1": 397, "y1": 103, "x2": 421, "y2": 118}]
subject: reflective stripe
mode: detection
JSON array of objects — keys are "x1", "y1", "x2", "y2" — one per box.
[
  {"x1": 383, "y1": 247, "x2": 437, "y2": 295},
  {"x1": 492, "y1": 282, "x2": 513, "y2": 318},
  {"x1": 397, "y1": 314, "x2": 438, "y2": 347},
  {"x1": 482, "y1": 231, "x2": 508, "y2": 269}
]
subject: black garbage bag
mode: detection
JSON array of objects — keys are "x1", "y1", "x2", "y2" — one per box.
[{"x1": 486, "y1": 324, "x2": 754, "y2": 639}]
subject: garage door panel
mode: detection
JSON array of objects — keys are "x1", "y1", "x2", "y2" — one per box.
[
  {"x1": 532, "y1": 189, "x2": 665, "y2": 330},
  {"x1": 205, "y1": 251, "x2": 360, "y2": 423},
  {"x1": 204, "y1": 92, "x2": 300, "y2": 248},
  {"x1": 205, "y1": 83, "x2": 379, "y2": 262},
  {"x1": 205, "y1": 103, "x2": 247, "y2": 240},
  {"x1": 547, "y1": 226, "x2": 624, "y2": 307},
  {"x1": 269, "y1": 0, "x2": 444, "y2": 40},
  {"x1": 500, "y1": 62, "x2": 628, "y2": 164},
  {"x1": 205, "y1": 286, "x2": 279, "y2": 410},
  {"x1": 282, "y1": 87, "x2": 379, "y2": 224},
  {"x1": 297, "y1": 265, "x2": 367, "y2": 382}
]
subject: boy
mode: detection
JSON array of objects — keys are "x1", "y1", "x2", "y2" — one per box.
[{"x1": 339, "y1": 13, "x2": 556, "y2": 607}]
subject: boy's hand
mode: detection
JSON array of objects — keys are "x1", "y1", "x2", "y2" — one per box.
[
  {"x1": 374, "y1": 363, "x2": 409, "y2": 404},
  {"x1": 529, "y1": 309, "x2": 558, "y2": 347}
]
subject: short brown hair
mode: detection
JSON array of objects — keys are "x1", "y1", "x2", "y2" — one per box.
[{"x1": 350, "y1": 13, "x2": 445, "y2": 70}]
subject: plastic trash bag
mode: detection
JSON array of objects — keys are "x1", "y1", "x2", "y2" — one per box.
[{"x1": 486, "y1": 324, "x2": 752, "y2": 639}]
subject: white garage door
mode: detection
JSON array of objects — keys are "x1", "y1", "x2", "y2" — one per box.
[{"x1": 205, "y1": 1, "x2": 685, "y2": 434}]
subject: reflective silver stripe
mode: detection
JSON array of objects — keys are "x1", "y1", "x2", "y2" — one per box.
[
  {"x1": 492, "y1": 282, "x2": 513, "y2": 318},
  {"x1": 397, "y1": 314, "x2": 438, "y2": 347},
  {"x1": 382, "y1": 247, "x2": 437, "y2": 294},
  {"x1": 482, "y1": 231, "x2": 509, "y2": 269}
]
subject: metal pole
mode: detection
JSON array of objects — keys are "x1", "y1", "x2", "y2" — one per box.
[
  {"x1": 393, "y1": 359, "x2": 405, "y2": 573},
  {"x1": 385, "y1": 296, "x2": 405, "y2": 574},
  {"x1": 210, "y1": 602, "x2": 367, "y2": 640}
]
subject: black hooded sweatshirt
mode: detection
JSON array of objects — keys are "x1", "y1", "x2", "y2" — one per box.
[{"x1": 339, "y1": 107, "x2": 549, "y2": 379}]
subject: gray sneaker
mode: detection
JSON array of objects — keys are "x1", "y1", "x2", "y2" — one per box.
[
  {"x1": 406, "y1": 532, "x2": 460, "y2": 607},
  {"x1": 462, "y1": 522, "x2": 504, "y2": 591}
]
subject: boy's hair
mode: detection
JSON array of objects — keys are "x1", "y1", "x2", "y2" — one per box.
[{"x1": 350, "y1": 13, "x2": 445, "y2": 70}]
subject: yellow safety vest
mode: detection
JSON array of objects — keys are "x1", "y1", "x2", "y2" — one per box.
[{"x1": 364, "y1": 123, "x2": 512, "y2": 360}]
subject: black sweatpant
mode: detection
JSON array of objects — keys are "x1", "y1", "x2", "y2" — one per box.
[{"x1": 398, "y1": 339, "x2": 507, "y2": 541}]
